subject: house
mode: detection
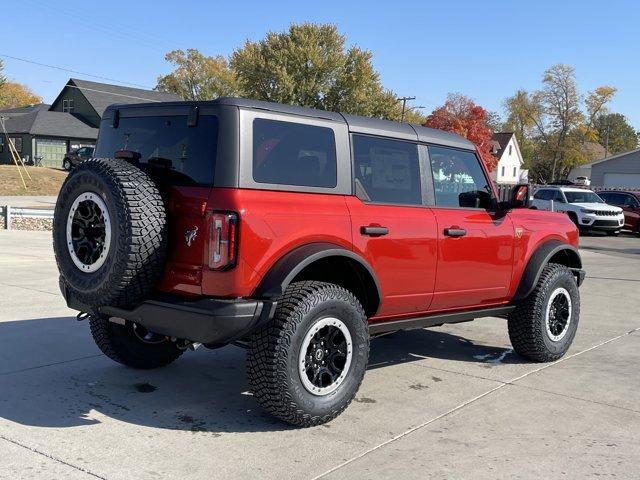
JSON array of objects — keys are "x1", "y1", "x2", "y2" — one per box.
[
  {"x1": 568, "y1": 148, "x2": 640, "y2": 187},
  {"x1": 0, "y1": 78, "x2": 180, "y2": 168},
  {"x1": 490, "y1": 132, "x2": 525, "y2": 184}
]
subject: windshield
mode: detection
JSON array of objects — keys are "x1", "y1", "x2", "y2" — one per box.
[
  {"x1": 564, "y1": 191, "x2": 604, "y2": 204},
  {"x1": 95, "y1": 114, "x2": 218, "y2": 186}
]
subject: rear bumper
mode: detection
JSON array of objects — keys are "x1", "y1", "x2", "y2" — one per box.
[
  {"x1": 60, "y1": 280, "x2": 276, "y2": 345},
  {"x1": 100, "y1": 298, "x2": 276, "y2": 345}
]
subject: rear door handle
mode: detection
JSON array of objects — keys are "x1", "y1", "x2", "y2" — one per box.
[
  {"x1": 444, "y1": 227, "x2": 467, "y2": 238},
  {"x1": 360, "y1": 225, "x2": 389, "y2": 237}
]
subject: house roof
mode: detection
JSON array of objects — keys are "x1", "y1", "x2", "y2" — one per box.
[
  {"x1": 55, "y1": 78, "x2": 180, "y2": 117},
  {"x1": 583, "y1": 147, "x2": 640, "y2": 167},
  {"x1": 0, "y1": 104, "x2": 51, "y2": 116},
  {"x1": 1, "y1": 110, "x2": 98, "y2": 139},
  {"x1": 490, "y1": 132, "x2": 514, "y2": 159}
]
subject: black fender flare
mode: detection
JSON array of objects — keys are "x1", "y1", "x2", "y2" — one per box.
[
  {"x1": 253, "y1": 242, "x2": 382, "y2": 314},
  {"x1": 513, "y1": 240, "x2": 583, "y2": 302}
]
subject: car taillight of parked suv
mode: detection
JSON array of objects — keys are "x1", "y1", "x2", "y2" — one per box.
[{"x1": 53, "y1": 98, "x2": 585, "y2": 426}]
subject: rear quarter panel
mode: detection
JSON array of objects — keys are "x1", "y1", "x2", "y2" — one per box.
[
  {"x1": 200, "y1": 188, "x2": 352, "y2": 298},
  {"x1": 506, "y1": 208, "x2": 579, "y2": 299}
]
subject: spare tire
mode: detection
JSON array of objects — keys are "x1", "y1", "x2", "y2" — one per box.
[{"x1": 53, "y1": 158, "x2": 168, "y2": 310}]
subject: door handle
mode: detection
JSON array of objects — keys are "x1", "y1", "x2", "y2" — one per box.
[
  {"x1": 444, "y1": 227, "x2": 467, "y2": 238},
  {"x1": 360, "y1": 225, "x2": 389, "y2": 237}
]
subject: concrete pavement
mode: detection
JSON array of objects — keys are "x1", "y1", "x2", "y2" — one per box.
[
  {"x1": 0, "y1": 196, "x2": 58, "y2": 209},
  {"x1": 0, "y1": 230, "x2": 638, "y2": 479}
]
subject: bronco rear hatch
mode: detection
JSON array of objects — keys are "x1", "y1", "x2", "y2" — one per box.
[{"x1": 96, "y1": 105, "x2": 220, "y2": 295}]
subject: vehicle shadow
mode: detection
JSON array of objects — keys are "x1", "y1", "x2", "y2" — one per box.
[{"x1": 0, "y1": 316, "x2": 523, "y2": 433}]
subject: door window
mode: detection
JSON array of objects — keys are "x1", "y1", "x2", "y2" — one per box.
[
  {"x1": 428, "y1": 146, "x2": 494, "y2": 209},
  {"x1": 352, "y1": 134, "x2": 421, "y2": 205}
]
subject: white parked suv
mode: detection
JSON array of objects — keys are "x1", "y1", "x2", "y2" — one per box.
[{"x1": 532, "y1": 186, "x2": 624, "y2": 235}]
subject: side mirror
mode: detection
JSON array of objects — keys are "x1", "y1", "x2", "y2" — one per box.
[{"x1": 507, "y1": 184, "x2": 532, "y2": 209}]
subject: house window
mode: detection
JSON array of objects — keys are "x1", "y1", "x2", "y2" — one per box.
[
  {"x1": 501, "y1": 166, "x2": 505, "y2": 177},
  {"x1": 509, "y1": 145, "x2": 512, "y2": 155},
  {"x1": 10, "y1": 137, "x2": 22, "y2": 153},
  {"x1": 513, "y1": 167, "x2": 517, "y2": 177},
  {"x1": 62, "y1": 99, "x2": 75, "y2": 113}
]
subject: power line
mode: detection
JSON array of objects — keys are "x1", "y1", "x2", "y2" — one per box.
[{"x1": 0, "y1": 53, "x2": 153, "y2": 89}]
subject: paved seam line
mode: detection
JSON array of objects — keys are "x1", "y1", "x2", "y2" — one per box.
[
  {"x1": 586, "y1": 276, "x2": 640, "y2": 283},
  {"x1": 311, "y1": 327, "x2": 640, "y2": 480},
  {"x1": 0, "y1": 434, "x2": 108, "y2": 480},
  {"x1": 0, "y1": 281, "x2": 61, "y2": 297},
  {"x1": 509, "y1": 382, "x2": 640, "y2": 415},
  {"x1": 0, "y1": 354, "x2": 103, "y2": 377}
]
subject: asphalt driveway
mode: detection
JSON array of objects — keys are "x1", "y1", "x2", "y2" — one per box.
[{"x1": 0, "y1": 230, "x2": 638, "y2": 479}]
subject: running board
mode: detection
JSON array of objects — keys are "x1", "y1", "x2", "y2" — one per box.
[{"x1": 369, "y1": 305, "x2": 515, "y2": 335}]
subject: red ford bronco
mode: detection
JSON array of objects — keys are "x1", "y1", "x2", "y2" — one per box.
[{"x1": 53, "y1": 98, "x2": 585, "y2": 427}]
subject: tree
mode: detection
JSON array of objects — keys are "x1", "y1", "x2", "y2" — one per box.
[
  {"x1": 593, "y1": 113, "x2": 639, "y2": 156},
  {"x1": 156, "y1": 49, "x2": 239, "y2": 100},
  {"x1": 423, "y1": 93, "x2": 497, "y2": 171},
  {"x1": 0, "y1": 81, "x2": 42, "y2": 109},
  {"x1": 502, "y1": 64, "x2": 617, "y2": 183},
  {"x1": 230, "y1": 23, "x2": 400, "y2": 119}
]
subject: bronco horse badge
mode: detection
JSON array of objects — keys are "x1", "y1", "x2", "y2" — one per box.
[{"x1": 185, "y1": 226, "x2": 198, "y2": 247}]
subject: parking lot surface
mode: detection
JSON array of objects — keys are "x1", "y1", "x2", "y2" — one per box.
[{"x1": 1, "y1": 230, "x2": 638, "y2": 479}]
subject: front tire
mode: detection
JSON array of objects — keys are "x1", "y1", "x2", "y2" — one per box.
[
  {"x1": 247, "y1": 281, "x2": 369, "y2": 427},
  {"x1": 89, "y1": 315, "x2": 184, "y2": 369},
  {"x1": 508, "y1": 263, "x2": 580, "y2": 362}
]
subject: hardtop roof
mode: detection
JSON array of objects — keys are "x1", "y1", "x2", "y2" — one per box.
[{"x1": 103, "y1": 97, "x2": 476, "y2": 150}]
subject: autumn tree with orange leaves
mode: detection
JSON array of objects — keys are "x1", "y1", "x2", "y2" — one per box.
[{"x1": 424, "y1": 93, "x2": 497, "y2": 172}]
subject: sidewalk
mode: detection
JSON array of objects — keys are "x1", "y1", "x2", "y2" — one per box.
[{"x1": 0, "y1": 195, "x2": 57, "y2": 209}]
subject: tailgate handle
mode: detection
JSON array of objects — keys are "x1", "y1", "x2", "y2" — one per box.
[
  {"x1": 444, "y1": 227, "x2": 467, "y2": 237},
  {"x1": 361, "y1": 225, "x2": 389, "y2": 237}
]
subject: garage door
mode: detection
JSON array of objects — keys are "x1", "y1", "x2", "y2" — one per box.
[
  {"x1": 603, "y1": 173, "x2": 640, "y2": 188},
  {"x1": 35, "y1": 138, "x2": 67, "y2": 168}
]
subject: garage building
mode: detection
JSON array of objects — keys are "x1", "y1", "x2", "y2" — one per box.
[{"x1": 587, "y1": 148, "x2": 640, "y2": 188}]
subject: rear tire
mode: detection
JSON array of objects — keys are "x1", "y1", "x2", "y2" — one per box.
[
  {"x1": 63, "y1": 158, "x2": 72, "y2": 171},
  {"x1": 89, "y1": 315, "x2": 184, "y2": 369},
  {"x1": 53, "y1": 158, "x2": 168, "y2": 310},
  {"x1": 247, "y1": 281, "x2": 369, "y2": 427},
  {"x1": 508, "y1": 263, "x2": 580, "y2": 362}
]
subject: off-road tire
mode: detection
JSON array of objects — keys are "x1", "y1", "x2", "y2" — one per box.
[
  {"x1": 247, "y1": 281, "x2": 369, "y2": 427},
  {"x1": 89, "y1": 314, "x2": 183, "y2": 369},
  {"x1": 53, "y1": 158, "x2": 167, "y2": 310},
  {"x1": 508, "y1": 263, "x2": 580, "y2": 362}
]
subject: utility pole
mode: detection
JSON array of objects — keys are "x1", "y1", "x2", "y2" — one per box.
[{"x1": 398, "y1": 96, "x2": 416, "y2": 122}]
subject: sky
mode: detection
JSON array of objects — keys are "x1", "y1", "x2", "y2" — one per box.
[{"x1": 2, "y1": 0, "x2": 639, "y2": 129}]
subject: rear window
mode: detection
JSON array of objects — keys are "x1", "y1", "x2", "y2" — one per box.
[
  {"x1": 252, "y1": 118, "x2": 337, "y2": 188},
  {"x1": 95, "y1": 115, "x2": 218, "y2": 186}
]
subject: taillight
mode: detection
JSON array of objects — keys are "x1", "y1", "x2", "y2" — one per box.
[{"x1": 209, "y1": 212, "x2": 238, "y2": 270}]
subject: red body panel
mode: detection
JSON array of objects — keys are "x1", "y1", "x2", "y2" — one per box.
[
  {"x1": 156, "y1": 184, "x2": 579, "y2": 321},
  {"x1": 429, "y1": 208, "x2": 515, "y2": 310},
  {"x1": 345, "y1": 197, "x2": 437, "y2": 319}
]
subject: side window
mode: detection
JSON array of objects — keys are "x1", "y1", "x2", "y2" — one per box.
[
  {"x1": 553, "y1": 190, "x2": 566, "y2": 202},
  {"x1": 533, "y1": 189, "x2": 549, "y2": 200},
  {"x1": 428, "y1": 146, "x2": 494, "y2": 209},
  {"x1": 352, "y1": 135, "x2": 421, "y2": 205},
  {"x1": 252, "y1": 118, "x2": 337, "y2": 188}
]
